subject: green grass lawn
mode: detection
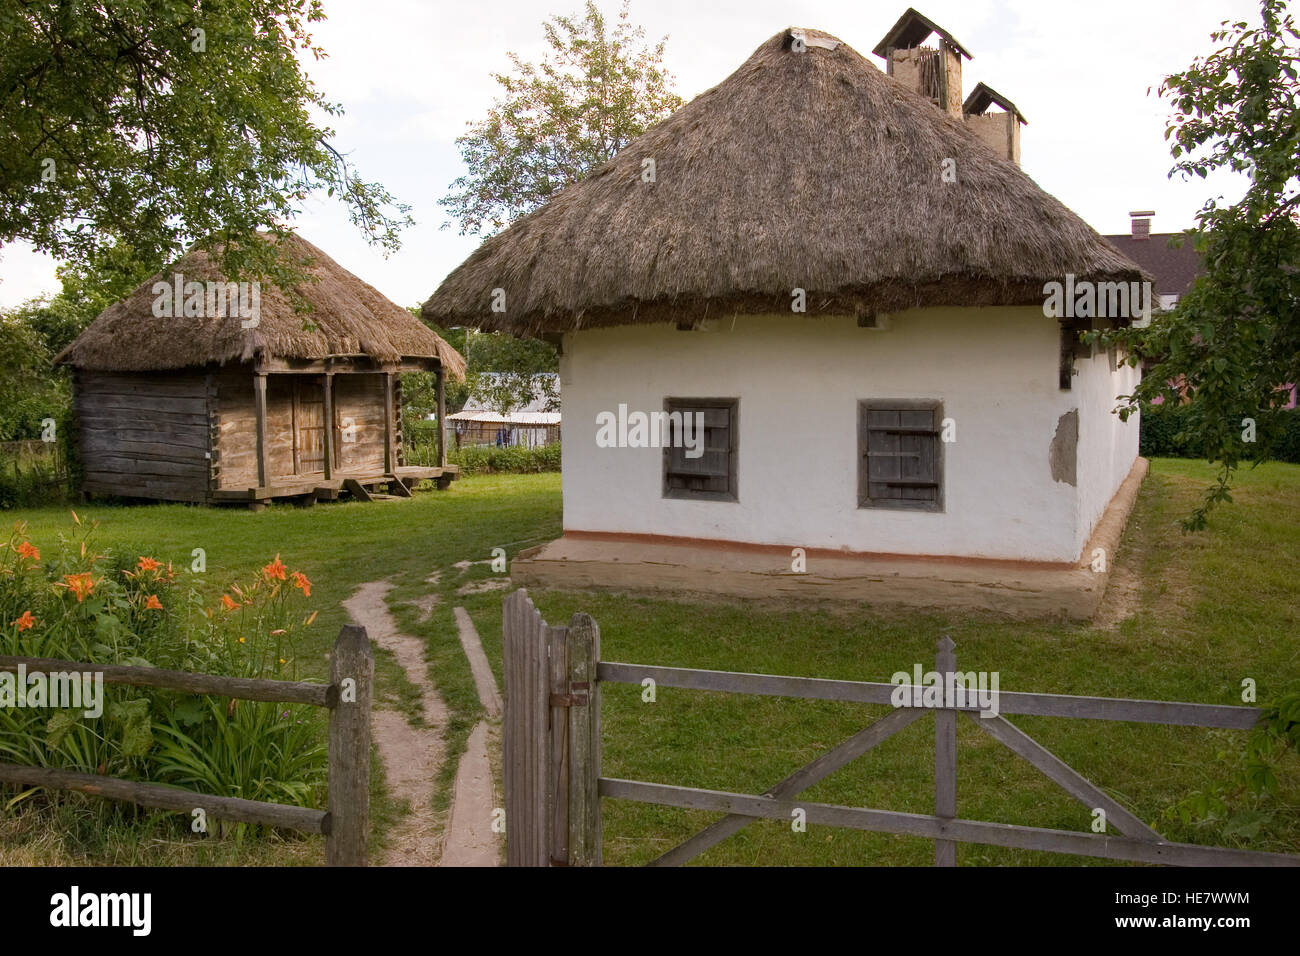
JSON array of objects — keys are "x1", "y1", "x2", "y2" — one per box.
[
  {"x1": 459, "y1": 459, "x2": 1300, "y2": 865},
  {"x1": 3, "y1": 460, "x2": 1298, "y2": 866}
]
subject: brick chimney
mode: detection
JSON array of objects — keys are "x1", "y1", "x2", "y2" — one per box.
[
  {"x1": 1130, "y1": 211, "x2": 1155, "y2": 240},
  {"x1": 873, "y1": 8, "x2": 970, "y2": 119}
]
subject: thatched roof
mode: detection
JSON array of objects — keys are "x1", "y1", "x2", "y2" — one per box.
[
  {"x1": 424, "y1": 27, "x2": 1148, "y2": 335},
  {"x1": 59, "y1": 232, "x2": 466, "y2": 378}
]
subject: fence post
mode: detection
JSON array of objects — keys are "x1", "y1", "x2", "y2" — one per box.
[
  {"x1": 503, "y1": 589, "x2": 552, "y2": 866},
  {"x1": 567, "y1": 612, "x2": 602, "y2": 866},
  {"x1": 326, "y1": 624, "x2": 373, "y2": 866},
  {"x1": 934, "y1": 635, "x2": 957, "y2": 867}
]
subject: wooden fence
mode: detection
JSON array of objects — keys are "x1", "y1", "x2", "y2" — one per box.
[
  {"x1": 502, "y1": 589, "x2": 1300, "y2": 867},
  {"x1": 0, "y1": 624, "x2": 373, "y2": 865},
  {"x1": 0, "y1": 439, "x2": 67, "y2": 488}
]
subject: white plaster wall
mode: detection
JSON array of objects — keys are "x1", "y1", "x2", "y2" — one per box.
[
  {"x1": 559, "y1": 308, "x2": 1106, "y2": 563},
  {"x1": 1072, "y1": 345, "x2": 1142, "y2": 553}
]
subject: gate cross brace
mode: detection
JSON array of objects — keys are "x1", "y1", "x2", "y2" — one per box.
[
  {"x1": 964, "y1": 711, "x2": 1162, "y2": 842},
  {"x1": 649, "y1": 706, "x2": 926, "y2": 867}
]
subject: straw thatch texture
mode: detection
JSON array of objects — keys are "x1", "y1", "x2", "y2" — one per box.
[
  {"x1": 424, "y1": 28, "x2": 1148, "y2": 334},
  {"x1": 59, "y1": 233, "x2": 466, "y2": 378}
]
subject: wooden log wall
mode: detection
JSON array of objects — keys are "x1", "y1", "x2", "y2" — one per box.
[{"x1": 76, "y1": 370, "x2": 212, "y2": 502}]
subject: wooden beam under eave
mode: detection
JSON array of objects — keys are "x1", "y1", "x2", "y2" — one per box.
[{"x1": 254, "y1": 372, "x2": 270, "y2": 487}]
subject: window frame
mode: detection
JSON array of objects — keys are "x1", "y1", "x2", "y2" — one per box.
[
  {"x1": 661, "y1": 396, "x2": 739, "y2": 503},
  {"x1": 857, "y1": 398, "x2": 945, "y2": 513}
]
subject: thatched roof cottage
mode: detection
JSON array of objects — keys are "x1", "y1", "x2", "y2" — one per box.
[
  {"x1": 59, "y1": 233, "x2": 466, "y2": 507},
  {"x1": 424, "y1": 16, "x2": 1152, "y2": 615}
]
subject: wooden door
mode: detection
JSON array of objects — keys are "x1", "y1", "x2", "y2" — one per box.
[{"x1": 295, "y1": 379, "x2": 326, "y2": 474}]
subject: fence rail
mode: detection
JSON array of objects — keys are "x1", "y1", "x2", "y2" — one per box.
[
  {"x1": 502, "y1": 588, "x2": 1300, "y2": 868},
  {"x1": 0, "y1": 624, "x2": 372, "y2": 865}
]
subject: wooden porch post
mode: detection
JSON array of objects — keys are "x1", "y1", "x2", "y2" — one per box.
[
  {"x1": 253, "y1": 372, "x2": 270, "y2": 489},
  {"x1": 435, "y1": 365, "x2": 447, "y2": 468},
  {"x1": 322, "y1": 371, "x2": 334, "y2": 480},
  {"x1": 383, "y1": 371, "x2": 395, "y2": 474}
]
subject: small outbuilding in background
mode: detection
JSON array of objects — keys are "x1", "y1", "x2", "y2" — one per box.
[{"x1": 57, "y1": 233, "x2": 466, "y2": 508}]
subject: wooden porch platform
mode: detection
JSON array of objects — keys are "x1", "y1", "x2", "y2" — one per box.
[{"x1": 212, "y1": 464, "x2": 459, "y2": 507}]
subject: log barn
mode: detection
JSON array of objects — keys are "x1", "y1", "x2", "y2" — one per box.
[{"x1": 57, "y1": 233, "x2": 466, "y2": 508}]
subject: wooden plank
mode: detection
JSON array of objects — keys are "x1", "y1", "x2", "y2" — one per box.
[
  {"x1": 934, "y1": 636, "x2": 957, "y2": 866},
  {"x1": 968, "y1": 712, "x2": 1162, "y2": 842},
  {"x1": 548, "y1": 622, "x2": 569, "y2": 865},
  {"x1": 385, "y1": 474, "x2": 413, "y2": 498},
  {"x1": 503, "y1": 589, "x2": 551, "y2": 866},
  {"x1": 567, "y1": 612, "x2": 602, "y2": 866},
  {"x1": 0, "y1": 763, "x2": 327, "y2": 833},
  {"x1": 651, "y1": 706, "x2": 925, "y2": 866},
  {"x1": 595, "y1": 662, "x2": 1263, "y2": 729},
  {"x1": 0, "y1": 655, "x2": 333, "y2": 707},
  {"x1": 599, "y1": 779, "x2": 1300, "y2": 867},
  {"x1": 326, "y1": 624, "x2": 373, "y2": 866},
  {"x1": 342, "y1": 478, "x2": 373, "y2": 502}
]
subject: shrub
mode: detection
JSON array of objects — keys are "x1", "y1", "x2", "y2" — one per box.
[
  {"x1": 0, "y1": 517, "x2": 326, "y2": 829},
  {"x1": 404, "y1": 439, "x2": 561, "y2": 475},
  {"x1": 1140, "y1": 405, "x2": 1300, "y2": 463}
]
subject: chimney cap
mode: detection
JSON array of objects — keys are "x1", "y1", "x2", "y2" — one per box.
[
  {"x1": 1129, "y1": 210, "x2": 1156, "y2": 218},
  {"x1": 963, "y1": 82, "x2": 1028, "y2": 125},
  {"x1": 872, "y1": 7, "x2": 973, "y2": 60}
]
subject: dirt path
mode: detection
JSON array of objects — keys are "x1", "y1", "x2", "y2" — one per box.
[
  {"x1": 343, "y1": 580, "x2": 447, "y2": 867},
  {"x1": 440, "y1": 608, "x2": 503, "y2": 866}
]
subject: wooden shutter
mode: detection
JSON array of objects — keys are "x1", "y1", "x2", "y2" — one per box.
[
  {"x1": 859, "y1": 401, "x2": 943, "y2": 511},
  {"x1": 663, "y1": 400, "x2": 738, "y2": 501}
]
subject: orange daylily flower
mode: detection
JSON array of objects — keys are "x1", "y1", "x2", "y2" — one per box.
[
  {"x1": 137, "y1": 556, "x2": 161, "y2": 573},
  {"x1": 11, "y1": 611, "x2": 36, "y2": 631},
  {"x1": 61, "y1": 572, "x2": 99, "y2": 602},
  {"x1": 290, "y1": 571, "x2": 312, "y2": 597},
  {"x1": 221, "y1": 594, "x2": 238, "y2": 612},
  {"x1": 143, "y1": 594, "x2": 163, "y2": 610},
  {"x1": 16, "y1": 542, "x2": 40, "y2": 562},
  {"x1": 262, "y1": 554, "x2": 287, "y2": 581}
]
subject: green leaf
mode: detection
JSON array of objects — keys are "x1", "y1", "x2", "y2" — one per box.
[{"x1": 107, "y1": 698, "x2": 154, "y2": 757}]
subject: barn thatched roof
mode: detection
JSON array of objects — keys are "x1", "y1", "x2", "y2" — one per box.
[
  {"x1": 58, "y1": 232, "x2": 466, "y2": 378},
  {"x1": 423, "y1": 27, "x2": 1147, "y2": 335}
]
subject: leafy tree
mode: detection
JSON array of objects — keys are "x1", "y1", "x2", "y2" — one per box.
[
  {"x1": 0, "y1": 0, "x2": 410, "y2": 284},
  {"x1": 462, "y1": 331, "x2": 558, "y2": 416},
  {"x1": 439, "y1": 0, "x2": 683, "y2": 235},
  {"x1": 0, "y1": 303, "x2": 66, "y2": 440},
  {"x1": 1106, "y1": 0, "x2": 1300, "y2": 529}
]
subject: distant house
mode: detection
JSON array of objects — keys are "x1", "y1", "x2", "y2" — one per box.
[
  {"x1": 1105, "y1": 212, "x2": 1297, "y2": 408},
  {"x1": 425, "y1": 15, "x2": 1152, "y2": 615},
  {"x1": 447, "y1": 373, "x2": 560, "y2": 449},
  {"x1": 1103, "y1": 211, "x2": 1202, "y2": 319},
  {"x1": 57, "y1": 233, "x2": 467, "y2": 507}
]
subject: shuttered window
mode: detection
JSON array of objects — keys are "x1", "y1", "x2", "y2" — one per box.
[
  {"x1": 662, "y1": 398, "x2": 738, "y2": 501},
  {"x1": 858, "y1": 400, "x2": 944, "y2": 512}
]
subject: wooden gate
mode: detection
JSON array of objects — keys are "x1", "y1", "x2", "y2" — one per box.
[{"x1": 502, "y1": 589, "x2": 1300, "y2": 867}]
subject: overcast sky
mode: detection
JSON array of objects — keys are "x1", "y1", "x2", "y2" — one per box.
[{"x1": 0, "y1": 0, "x2": 1262, "y2": 309}]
